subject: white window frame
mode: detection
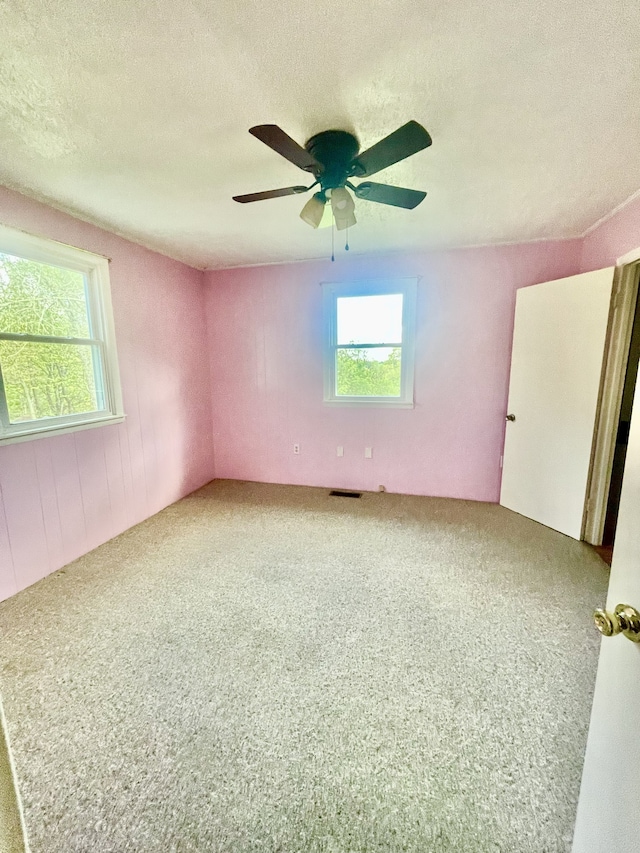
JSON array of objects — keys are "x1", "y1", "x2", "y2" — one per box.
[
  {"x1": 0, "y1": 224, "x2": 124, "y2": 445},
  {"x1": 322, "y1": 277, "x2": 417, "y2": 408}
]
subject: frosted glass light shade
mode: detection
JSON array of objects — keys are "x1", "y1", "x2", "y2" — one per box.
[
  {"x1": 331, "y1": 187, "x2": 356, "y2": 231},
  {"x1": 300, "y1": 193, "x2": 326, "y2": 228},
  {"x1": 334, "y1": 210, "x2": 356, "y2": 231},
  {"x1": 330, "y1": 187, "x2": 352, "y2": 212}
]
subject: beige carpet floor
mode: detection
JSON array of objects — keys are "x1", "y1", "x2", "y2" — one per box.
[
  {"x1": 0, "y1": 480, "x2": 608, "y2": 853},
  {"x1": 0, "y1": 702, "x2": 26, "y2": 853}
]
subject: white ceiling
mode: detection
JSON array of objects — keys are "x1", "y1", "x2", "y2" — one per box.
[{"x1": 1, "y1": 0, "x2": 640, "y2": 269}]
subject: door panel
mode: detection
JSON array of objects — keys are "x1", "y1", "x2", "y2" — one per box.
[
  {"x1": 571, "y1": 369, "x2": 640, "y2": 850},
  {"x1": 501, "y1": 268, "x2": 615, "y2": 538}
]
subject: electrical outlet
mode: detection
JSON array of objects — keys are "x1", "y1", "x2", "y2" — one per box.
[
  {"x1": 293, "y1": 443, "x2": 300, "y2": 455},
  {"x1": 365, "y1": 447, "x2": 372, "y2": 458},
  {"x1": 337, "y1": 446, "x2": 344, "y2": 457}
]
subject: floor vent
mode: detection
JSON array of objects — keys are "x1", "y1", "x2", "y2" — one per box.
[{"x1": 329, "y1": 490, "x2": 362, "y2": 499}]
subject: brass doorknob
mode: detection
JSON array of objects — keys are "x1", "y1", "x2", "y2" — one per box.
[{"x1": 593, "y1": 604, "x2": 640, "y2": 642}]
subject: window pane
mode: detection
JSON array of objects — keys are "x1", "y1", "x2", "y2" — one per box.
[
  {"x1": 336, "y1": 347, "x2": 401, "y2": 397},
  {"x1": 0, "y1": 340, "x2": 104, "y2": 423},
  {"x1": 0, "y1": 252, "x2": 90, "y2": 338},
  {"x1": 337, "y1": 294, "x2": 403, "y2": 345}
]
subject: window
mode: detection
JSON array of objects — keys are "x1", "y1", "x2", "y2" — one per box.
[
  {"x1": 0, "y1": 224, "x2": 124, "y2": 444},
  {"x1": 322, "y1": 278, "x2": 417, "y2": 407}
]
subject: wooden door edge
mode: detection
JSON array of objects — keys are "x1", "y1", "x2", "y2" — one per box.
[{"x1": 583, "y1": 262, "x2": 640, "y2": 544}]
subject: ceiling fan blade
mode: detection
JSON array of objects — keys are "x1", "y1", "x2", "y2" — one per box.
[
  {"x1": 233, "y1": 186, "x2": 310, "y2": 203},
  {"x1": 353, "y1": 121, "x2": 432, "y2": 178},
  {"x1": 353, "y1": 182, "x2": 427, "y2": 209},
  {"x1": 249, "y1": 125, "x2": 320, "y2": 172}
]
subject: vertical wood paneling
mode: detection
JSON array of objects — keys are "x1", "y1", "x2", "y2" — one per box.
[
  {"x1": 0, "y1": 443, "x2": 49, "y2": 588},
  {"x1": 33, "y1": 440, "x2": 65, "y2": 575},
  {"x1": 74, "y1": 429, "x2": 114, "y2": 553},
  {"x1": 49, "y1": 432, "x2": 88, "y2": 567},
  {"x1": 136, "y1": 355, "x2": 160, "y2": 517},
  {"x1": 124, "y1": 414, "x2": 148, "y2": 526},
  {"x1": 0, "y1": 185, "x2": 215, "y2": 601},
  {"x1": 117, "y1": 423, "x2": 136, "y2": 523},
  {"x1": 103, "y1": 426, "x2": 128, "y2": 538},
  {"x1": 0, "y1": 480, "x2": 17, "y2": 601}
]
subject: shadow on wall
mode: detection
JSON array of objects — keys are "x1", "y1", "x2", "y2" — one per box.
[{"x1": 0, "y1": 698, "x2": 27, "y2": 852}]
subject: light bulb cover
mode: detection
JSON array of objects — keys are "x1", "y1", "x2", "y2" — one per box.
[
  {"x1": 330, "y1": 187, "x2": 356, "y2": 231},
  {"x1": 330, "y1": 187, "x2": 353, "y2": 213},
  {"x1": 334, "y1": 210, "x2": 357, "y2": 231},
  {"x1": 300, "y1": 192, "x2": 326, "y2": 228}
]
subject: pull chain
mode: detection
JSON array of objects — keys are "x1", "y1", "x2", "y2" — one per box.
[
  {"x1": 345, "y1": 223, "x2": 349, "y2": 252},
  {"x1": 331, "y1": 212, "x2": 335, "y2": 262}
]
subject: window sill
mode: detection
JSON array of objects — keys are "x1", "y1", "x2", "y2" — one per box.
[
  {"x1": 323, "y1": 398, "x2": 414, "y2": 409},
  {"x1": 0, "y1": 414, "x2": 126, "y2": 446}
]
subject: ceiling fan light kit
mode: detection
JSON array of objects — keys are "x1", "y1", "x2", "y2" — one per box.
[
  {"x1": 300, "y1": 192, "x2": 326, "y2": 229},
  {"x1": 233, "y1": 121, "x2": 432, "y2": 246},
  {"x1": 330, "y1": 187, "x2": 356, "y2": 231}
]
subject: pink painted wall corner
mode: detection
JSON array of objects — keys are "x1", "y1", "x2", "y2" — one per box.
[{"x1": 0, "y1": 187, "x2": 215, "y2": 600}]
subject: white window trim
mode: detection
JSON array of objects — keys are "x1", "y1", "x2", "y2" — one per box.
[
  {"x1": 0, "y1": 224, "x2": 125, "y2": 445},
  {"x1": 322, "y1": 277, "x2": 417, "y2": 408}
]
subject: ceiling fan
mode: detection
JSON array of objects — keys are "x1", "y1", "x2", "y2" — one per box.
[{"x1": 233, "y1": 121, "x2": 432, "y2": 230}]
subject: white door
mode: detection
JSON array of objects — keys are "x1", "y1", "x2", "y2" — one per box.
[
  {"x1": 501, "y1": 268, "x2": 615, "y2": 539},
  {"x1": 571, "y1": 370, "x2": 640, "y2": 850}
]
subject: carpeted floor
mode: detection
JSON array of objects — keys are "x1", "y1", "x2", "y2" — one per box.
[
  {"x1": 0, "y1": 480, "x2": 608, "y2": 853},
  {"x1": 0, "y1": 701, "x2": 25, "y2": 853}
]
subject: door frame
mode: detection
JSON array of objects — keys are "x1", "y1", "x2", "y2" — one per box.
[{"x1": 583, "y1": 253, "x2": 640, "y2": 544}]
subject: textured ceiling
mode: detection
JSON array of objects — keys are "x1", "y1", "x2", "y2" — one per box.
[{"x1": 1, "y1": 0, "x2": 640, "y2": 269}]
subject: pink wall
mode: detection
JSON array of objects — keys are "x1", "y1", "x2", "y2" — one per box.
[
  {"x1": 5, "y1": 178, "x2": 637, "y2": 604},
  {"x1": 0, "y1": 187, "x2": 215, "y2": 601},
  {"x1": 581, "y1": 193, "x2": 640, "y2": 271},
  {"x1": 204, "y1": 240, "x2": 582, "y2": 502}
]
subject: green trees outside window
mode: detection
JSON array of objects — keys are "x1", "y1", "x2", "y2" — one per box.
[
  {"x1": 0, "y1": 254, "x2": 101, "y2": 423},
  {"x1": 336, "y1": 347, "x2": 402, "y2": 396}
]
